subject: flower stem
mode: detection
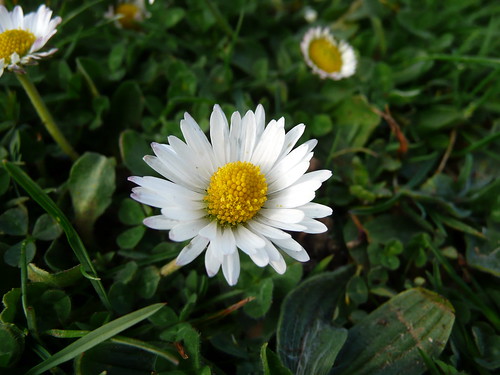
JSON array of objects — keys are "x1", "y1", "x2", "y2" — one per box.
[
  {"x1": 16, "y1": 73, "x2": 79, "y2": 160},
  {"x1": 160, "y1": 259, "x2": 182, "y2": 277}
]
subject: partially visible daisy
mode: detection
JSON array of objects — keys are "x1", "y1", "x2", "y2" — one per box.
[
  {"x1": 0, "y1": 5, "x2": 61, "y2": 77},
  {"x1": 105, "y1": 0, "x2": 150, "y2": 29},
  {"x1": 129, "y1": 105, "x2": 333, "y2": 286},
  {"x1": 301, "y1": 26, "x2": 357, "y2": 80}
]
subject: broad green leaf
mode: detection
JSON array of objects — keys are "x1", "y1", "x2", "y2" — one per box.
[
  {"x1": 0, "y1": 207, "x2": 28, "y2": 236},
  {"x1": 466, "y1": 231, "x2": 500, "y2": 277},
  {"x1": 330, "y1": 96, "x2": 381, "y2": 153},
  {"x1": 331, "y1": 288, "x2": 455, "y2": 375},
  {"x1": 32, "y1": 213, "x2": 63, "y2": 241},
  {"x1": 261, "y1": 343, "x2": 293, "y2": 375},
  {"x1": 119, "y1": 130, "x2": 154, "y2": 176},
  {"x1": 0, "y1": 289, "x2": 21, "y2": 324},
  {"x1": 118, "y1": 198, "x2": 145, "y2": 226},
  {"x1": 68, "y1": 152, "x2": 116, "y2": 238},
  {"x1": 277, "y1": 266, "x2": 353, "y2": 374},
  {"x1": 116, "y1": 226, "x2": 145, "y2": 249},
  {"x1": 0, "y1": 322, "x2": 25, "y2": 368},
  {"x1": 4, "y1": 240, "x2": 36, "y2": 268},
  {"x1": 28, "y1": 264, "x2": 82, "y2": 287},
  {"x1": 26, "y1": 303, "x2": 165, "y2": 375},
  {"x1": 136, "y1": 266, "x2": 160, "y2": 299},
  {"x1": 3, "y1": 161, "x2": 111, "y2": 311},
  {"x1": 110, "y1": 81, "x2": 144, "y2": 128},
  {"x1": 244, "y1": 278, "x2": 273, "y2": 318}
]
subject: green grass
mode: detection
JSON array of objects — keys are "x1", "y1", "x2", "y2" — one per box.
[{"x1": 0, "y1": 0, "x2": 499, "y2": 374}]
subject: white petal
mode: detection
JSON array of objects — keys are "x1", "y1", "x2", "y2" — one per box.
[
  {"x1": 176, "y1": 236, "x2": 209, "y2": 266},
  {"x1": 246, "y1": 220, "x2": 291, "y2": 240},
  {"x1": 267, "y1": 161, "x2": 311, "y2": 194},
  {"x1": 296, "y1": 169, "x2": 333, "y2": 184},
  {"x1": 221, "y1": 227, "x2": 237, "y2": 255},
  {"x1": 143, "y1": 215, "x2": 178, "y2": 230},
  {"x1": 240, "y1": 110, "x2": 257, "y2": 162},
  {"x1": 160, "y1": 207, "x2": 206, "y2": 221},
  {"x1": 254, "y1": 104, "x2": 266, "y2": 138},
  {"x1": 222, "y1": 251, "x2": 240, "y2": 286},
  {"x1": 251, "y1": 118, "x2": 286, "y2": 174},
  {"x1": 281, "y1": 247, "x2": 310, "y2": 262},
  {"x1": 255, "y1": 216, "x2": 307, "y2": 232},
  {"x1": 210, "y1": 105, "x2": 229, "y2": 166},
  {"x1": 270, "y1": 255, "x2": 287, "y2": 274},
  {"x1": 228, "y1": 111, "x2": 242, "y2": 162},
  {"x1": 259, "y1": 208, "x2": 305, "y2": 224},
  {"x1": 298, "y1": 217, "x2": 329, "y2": 234},
  {"x1": 169, "y1": 218, "x2": 208, "y2": 242},
  {"x1": 128, "y1": 176, "x2": 204, "y2": 202},
  {"x1": 266, "y1": 189, "x2": 316, "y2": 209},
  {"x1": 198, "y1": 220, "x2": 218, "y2": 240},
  {"x1": 299, "y1": 202, "x2": 333, "y2": 218},
  {"x1": 151, "y1": 143, "x2": 205, "y2": 190},
  {"x1": 235, "y1": 225, "x2": 266, "y2": 249},
  {"x1": 248, "y1": 247, "x2": 270, "y2": 267},
  {"x1": 271, "y1": 236, "x2": 303, "y2": 252},
  {"x1": 130, "y1": 187, "x2": 169, "y2": 208},
  {"x1": 180, "y1": 113, "x2": 216, "y2": 174},
  {"x1": 276, "y1": 124, "x2": 306, "y2": 161},
  {"x1": 266, "y1": 140, "x2": 316, "y2": 186},
  {"x1": 205, "y1": 242, "x2": 222, "y2": 277},
  {"x1": 168, "y1": 135, "x2": 212, "y2": 183}
]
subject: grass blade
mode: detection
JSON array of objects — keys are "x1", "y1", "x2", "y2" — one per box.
[
  {"x1": 3, "y1": 161, "x2": 112, "y2": 311},
  {"x1": 26, "y1": 303, "x2": 165, "y2": 375}
]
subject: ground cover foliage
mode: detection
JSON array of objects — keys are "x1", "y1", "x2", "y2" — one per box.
[{"x1": 0, "y1": 0, "x2": 499, "y2": 374}]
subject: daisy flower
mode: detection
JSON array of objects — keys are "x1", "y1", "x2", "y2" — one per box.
[
  {"x1": 0, "y1": 5, "x2": 61, "y2": 77},
  {"x1": 129, "y1": 105, "x2": 333, "y2": 286},
  {"x1": 105, "y1": 0, "x2": 150, "y2": 29},
  {"x1": 301, "y1": 26, "x2": 357, "y2": 80}
]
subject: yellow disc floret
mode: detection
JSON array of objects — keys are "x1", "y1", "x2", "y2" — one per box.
[
  {"x1": 308, "y1": 37, "x2": 342, "y2": 73},
  {"x1": 205, "y1": 161, "x2": 267, "y2": 226},
  {"x1": 0, "y1": 30, "x2": 36, "y2": 63},
  {"x1": 116, "y1": 4, "x2": 140, "y2": 29}
]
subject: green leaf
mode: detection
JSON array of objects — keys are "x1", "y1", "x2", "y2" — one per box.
[
  {"x1": 0, "y1": 207, "x2": 28, "y2": 236},
  {"x1": 0, "y1": 322, "x2": 25, "y2": 368},
  {"x1": 3, "y1": 161, "x2": 111, "y2": 311},
  {"x1": 68, "y1": 152, "x2": 116, "y2": 238},
  {"x1": 4, "y1": 240, "x2": 36, "y2": 268},
  {"x1": 116, "y1": 226, "x2": 145, "y2": 250},
  {"x1": 331, "y1": 288, "x2": 455, "y2": 375},
  {"x1": 28, "y1": 264, "x2": 83, "y2": 288},
  {"x1": 346, "y1": 275, "x2": 369, "y2": 305},
  {"x1": 162, "y1": 7, "x2": 185, "y2": 29},
  {"x1": 136, "y1": 266, "x2": 160, "y2": 299},
  {"x1": 244, "y1": 278, "x2": 273, "y2": 318},
  {"x1": 110, "y1": 82, "x2": 144, "y2": 128},
  {"x1": 118, "y1": 198, "x2": 145, "y2": 226},
  {"x1": 416, "y1": 105, "x2": 464, "y2": 132},
  {"x1": 277, "y1": 266, "x2": 354, "y2": 374},
  {"x1": 32, "y1": 213, "x2": 63, "y2": 241},
  {"x1": 26, "y1": 303, "x2": 165, "y2": 375},
  {"x1": 0, "y1": 289, "x2": 21, "y2": 324},
  {"x1": 119, "y1": 130, "x2": 154, "y2": 176},
  {"x1": 0, "y1": 167, "x2": 10, "y2": 196},
  {"x1": 261, "y1": 343, "x2": 293, "y2": 375}
]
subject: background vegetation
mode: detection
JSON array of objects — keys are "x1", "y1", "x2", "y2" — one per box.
[{"x1": 0, "y1": 0, "x2": 499, "y2": 374}]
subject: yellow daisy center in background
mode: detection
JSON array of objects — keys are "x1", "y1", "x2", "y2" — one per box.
[
  {"x1": 205, "y1": 161, "x2": 267, "y2": 226},
  {"x1": 0, "y1": 30, "x2": 36, "y2": 62},
  {"x1": 308, "y1": 37, "x2": 343, "y2": 73},
  {"x1": 116, "y1": 4, "x2": 140, "y2": 28}
]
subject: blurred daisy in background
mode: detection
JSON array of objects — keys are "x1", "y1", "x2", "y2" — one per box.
[
  {"x1": 105, "y1": 0, "x2": 150, "y2": 29},
  {"x1": 0, "y1": 4, "x2": 61, "y2": 77},
  {"x1": 301, "y1": 26, "x2": 357, "y2": 80},
  {"x1": 129, "y1": 105, "x2": 332, "y2": 286}
]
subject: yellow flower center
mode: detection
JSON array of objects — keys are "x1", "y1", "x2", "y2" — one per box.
[
  {"x1": 308, "y1": 37, "x2": 343, "y2": 73},
  {"x1": 0, "y1": 29, "x2": 36, "y2": 63},
  {"x1": 116, "y1": 4, "x2": 141, "y2": 28},
  {"x1": 205, "y1": 161, "x2": 267, "y2": 226}
]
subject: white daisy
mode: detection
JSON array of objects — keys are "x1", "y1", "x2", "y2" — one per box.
[
  {"x1": 301, "y1": 26, "x2": 357, "y2": 80},
  {"x1": 0, "y1": 5, "x2": 61, "y2": 77},
  {"x1": 105, "y1": 0, "x2": 150, "y2": 30},
  {"x1": 129, "y1": 105, "x2": 332, "y2": 286}
]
